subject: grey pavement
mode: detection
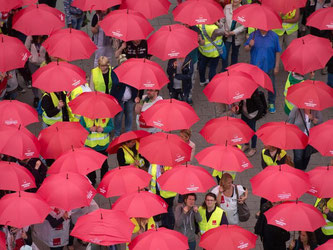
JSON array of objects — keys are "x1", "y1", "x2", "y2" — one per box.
[{"x1": 17, "y1": 0, "x2": 333, "y2": 249}]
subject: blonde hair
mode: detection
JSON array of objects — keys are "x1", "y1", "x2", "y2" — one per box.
[
  {"x1": 180, "y1": 129, "x2": 192, "y2": 138},
  {"x1": 98, "y1": 56, "x2": 110, "y2": 66},
  {"x1": 117, "y1": 54, "x2": 127, "y2": 65}
]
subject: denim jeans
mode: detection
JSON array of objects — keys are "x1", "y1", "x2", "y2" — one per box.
[
  {"x1": 198, "y1": 52, "x2": 220, "y2": 82},
  {"x1": 241, "y1": 114, "x2": 257, "y2": 149},
  {"x1": 188, "y1": 241, "x2": 196, "y2": 250},
  {"x1": 69, "y1": 15, "x2": 84, "y2": 30},
  {"x1": 293, "y1": 149, "x2": 311, "y2": 171},
  {"x1": 222, "y1": 39, "x2": 240, "y2": 72},
  {"x1": 328, "y1": 73, "x2": 333, "y2": 88},
  {"x1": 267, "y1": 69, "x2": 276, "y2": 105},
  {"x1": 114, "y1": 100, "x2": 134, "y2": 137}
]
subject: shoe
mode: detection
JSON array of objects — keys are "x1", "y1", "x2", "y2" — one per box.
[
  {"x1": 246, "y1": 148, "x2": 257, "y2": 158},
  {"x1": 33, "y1": 97, "x2": 39, "y2": 108},
  {"x1": 321, "y1": 67, "x2": 328, "y2": 75},
  {"x1": 268, "y1": 104, "x2": 276, "y2": 114},
  {"x1": 200, "y1": 79, "x2": 209, "y2": 86}
]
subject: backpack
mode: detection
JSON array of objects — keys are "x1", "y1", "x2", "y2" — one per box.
[{"x1": 257, "y1": 90, "x2": 267, "y2": 118}]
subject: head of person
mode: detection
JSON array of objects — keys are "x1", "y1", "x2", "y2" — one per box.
[
  {"x1": 259, "y1": 29, "x2": 268, "y2": 35},
  {"x1": 184, "y1": 193, "x2": 197, "y2": 207},
  {"x1": 132, "y1": 40, "x2": 142, "y2": 46},
  {"x1": 179, "y1": 129, "x2": 191, "y2": 143},
  {"x1": 219, "y1": 173, "x2": 233, "y2": 191},
  {"x1": 266, "y1": 145, "x2": 278, "y2": 152},
  {"x1": 146, "y1": 89, "x2": 159, "y2": 100},
  {"x1": 232, "y1": 0, "x2": 241, "y2": 8},
  {"x1": 98, "y1": 56, "x2": 110, "y2": 73},
  {"x1": 202, "y1": 192, "x2": 218, "y2": 210},
  {"x1": 124, "y1": 139, "x2": 136, "y2": 148},
  {"x1": 299, "y1": 231, "x2": 316, "y2": 246}
]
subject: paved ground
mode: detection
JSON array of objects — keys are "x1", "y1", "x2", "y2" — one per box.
[{"x1": 17, "y1": 1, "x2": 333, "y2": 249}]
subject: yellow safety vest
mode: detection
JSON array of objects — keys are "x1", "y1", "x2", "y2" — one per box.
[
  {"x1": 198, "y1": 24, "x2": 223, "y2": 58},
  {"x1": 91, "y1": 66, "x2": 112, "y2": 94},
  {"x1": 261, "y1": 149, "x2": 287, "y2": 166},
  {"x1": 119, "y1": 141, "x2": 145, "y2": 167},
  {"x1": 198, "y1": 206, "x2": 224, "y2": 234},
  {"x1": 284, "y1": 73, "x2": 304, "y2": 115},
  {"x1": 42, "y1": 92, "x2": 64, "y2": 126},
  {"x1": 131, "y1": 217, "x2": 156, "y2": 234},
  {"x1": 247, "y1": 27, "x2": 256, "y2": 34},
  {"x1": 150, "y1": 164, "x2": 177, "y2": 199},
  {"x1": 315, "y1": 198, "x2": 333, "y2": 236},
  {"x1": 68, "y1": 84, "x2": 90, "y2": 122},
  {"x1": 273, "y1": 10, "x2": 298, "y2": 36},
  {"x1": 84, "y1": 117, "x2": 110, "y2": 148}
]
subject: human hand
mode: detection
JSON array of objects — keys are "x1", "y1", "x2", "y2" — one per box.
[
  {"x1": 135, "y1": 97, "x2": 140, "y2": 103},
  {"x1": 229, "y1": 31, "x2": 235, "y2": 36},
  {"x1": 35, "y1": 160, "x2": 41, "y2": 170},
  {"x1": 238, "y1": 196, "x2": 246, "y2": 204},
  {"x1": 193, "y1": 206, "x2": 198, "y2": 213},
  {"x1": 121, "y1": 42, "x2": 127, "y2": 49},
  {"x1": 289, "y1": 239, "x2": 295, "y2": 249},
  {"x1": 57, "y1": 100, "x2": 64, "y2": 109},
  {"x1": 90, "y1": 126, "x2": 97, "y2": 132},
  {"x1": 96, "y1": 126, "x2": 104, "y2": 133},
  {"x1": 274, "y1": 66, "x2": 279, "y2": 75},
  {"x1": 62, "y1": 211, "x2": 69, "y2": 220},
  {"x1": 219, "y1": 186, "x2": 224, "y2": 193},
  {"x1": 249, "y1": 39, "x2": 255, "y2": 47}
]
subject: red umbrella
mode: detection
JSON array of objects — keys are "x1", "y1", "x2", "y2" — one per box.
[
  {"x1": 199, "y1": 225, "x2": 257, "y2": 250},
  {"x1": 281, "y1": 34, "x2": 333, "y2": 75},
  {"x1": 157, "y1": 164, "x2": 215, "y2": 194},
  {"x1": 32, "y1": 61, "x2": 86, "y2": 92},
  {"x1": 250, "y1": 164, "x2": 310, "y2": 202},
  {"x1": 0, "y1": 231, "x2": 5, "y2": 250},
  {"x1": 196, "y1": 144, "x2": 253, "y2": 172},
  {"x1": 200, "y1": 116, "x2": 255, "y2": 145},
  {"x1": 286, "y1": 80, "x2": 333, "y2": 111},
  {"x1": 112, "y1": 191, "x2": 168, "y2": 218},
  {"x1": 37, "y1": 172, "x2": 96, "y2": 211},
  {"x1": 68, "y1": 91, "x2": 122, "y2": 119},
  {"x1": 128, "y1": 227, "x2": 189, "y2": 250},
  {"x1": 99, "y1": 9, "x2": 153, "y2": 41},
  {"x1": 308, "y1": 119, "x2": 333, "y2": 157},
  {"x1": 0, "y1": 34, "x2": 30, "y2": 72},
  {"x1": 227, "y1": 63, "x2": 274, "y2": 93},
  {"x1": 203, "y1": 71, "x2": 259, "y2": 104},
  {"x1": 139, "y1": 132, "x2": 192, "y2": 166},
  {"x1": 0, "y1": 161, "x2": 36, "y2": 191},
  {"x1": 306, "y1": 7, "x2": 333, "y2": 30},
  {"x1": 0, "y1": 100, "x2": 38, "y2": 127},
  {"x1": 260, "y1": 0, "x2": 307, "y2": 14},
  {"x1": 232, "y1": 3, "x2": 282, "y2": 31},
  {"x1": 38, "y1": 122, "x2": 89, "y2": 159},
  {"x1": 12, "y1": 4, "x2": 65, "y2": 36},
  {"x1": 114, "y1": 58, "x2": 169, "y2": 90},
  {"x1": 97, "y1": 165, "x2": 152, "y2": 197},
  {"x1": 107, "y1": 130, "x2": 150, "y2": 154},
  {"x1": 126, "y1": 0, "x2": 170, "y2": 19},
  {"x1": 307, "y1": 166, "x2": 333, "y2": 198},
  {"x1": 141, "y1": 99, "x2": 199, "y2": 132},
  {"x1": 256, "y1": 121, "x2": 308, "y2": 150},
  {"x1": 0, "y1": 0, "x2": 21, "y2": 12},
  {"x1": 265, "y1": 201, "x2": 326, "y2": 231},
  {"x1": 72, "y1": 0, "x2": 121, "y2": 11},
  {"x1": 147, "y1": 24, "x2": 198, "y2": 60},
  {"x1": 47, "y1": 147, "x2": 107, "y2": 175},
  {"x1": 70, "y1": 209, "x2": 134, "y2": 246},
  {"x1": 0, "y1": 191, "x2": 51, "y2": 228},
  {"x1": 172, "y1": 0, "x2": 224, "y2": 26},
  {"x1": 0, "y1": 124, "x2": 40, "y2": 160},
  {"x1": 42, "y1": 28, "x2": 97, "y2": 61},
  {"x1": 316, "y1": 239, "x2": 333, "y2": 250}
]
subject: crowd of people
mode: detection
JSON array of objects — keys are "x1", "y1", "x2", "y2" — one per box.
[{"x1": 0, "y1": 0, "x2": 333, "y2": 250}]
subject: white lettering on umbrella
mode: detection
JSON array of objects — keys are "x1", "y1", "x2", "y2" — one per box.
[
  {"x1": 59, "y1": 14, "x2": 64, "y2": 21},
  {"x1": 277, "y1": 193, "x2": 291, "y2": 200},
  {"x1": 304, "y1": 99, "x2": 317, "y2": 108},
  {"x1": 231, "y1": 136, "x2": 243, "y2": 143},
  {"x1": 87, "y1": 190, "x2": 93, "y2": 200},
  {"x1": 168, "y1": 50, "x2": 180, "y2": 57},
  {"x1": 162, "y1": 202, "x2": 167, "y2": 208},
  {"x1": 22, "y1": 52, "x2": 28, "y2": 61},
  {"x1": 21, "y1": 181, "x2": 31, "y2": 188},
  {"x1": 89, "y1": 238, "x2": 101, "y2": 244},
  {"x1": 233, "y1": 91, "x2": 244, "y2": 100},
  {"x1": 308, "y1": 186, "x2": 318, "y2": 194},
  {"x1": 275, "y1": 218, "x2": 286, "y2": 226},
  {"x1": 25, "y1": 150, "x2": 35, "y2": 157},
  {"x1": 112, "y1": 31, "x2": 123, "y2": 38},
  {"x1": 237, "y1": 242, "x2": 249, "y2": 249},
  {"x1": 143, "y1": 82, "x2": 156, "y2": 88},
  {"x1": 186, "y1": 184, "x2": 199, "y2": 192},
  {"x1": 241, "y1": 162, "x2": 249, "y2": 168},
  {"x1": 195, "y1": 17, "x2": 208, "y2": 23},
  {"x1": 326, "y1": 23, "x2": 333, "y2": 29},
  {"x1": 153, "y1": 120, "x2": 164, "y2": 127},
  {"x1": 4, "y1": 119, "x2": 18, "y2": 125},
  {"x1": 329, "y1": 150, "x2": 333, "y2": 155},
  {"x1": 237, "y1": 16, "x2": 246, "y2": 23},
  {"x1": 72, "y1": 79, "x2": 81, "y2": 86},
  {"x1": 175, "y1": 155, "x2": 185, "y2": 162},
  {"x1": 99, "y1": 187, "x2": 106, "y2": 194}
]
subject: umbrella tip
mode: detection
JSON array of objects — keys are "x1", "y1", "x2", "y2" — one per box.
[
  {"x1": 302, "y1": 39, "x2": 305, "y2": 45},
  {"x1": 18, "y1": 124, "x2": 21, "y2": 130},
  {"x1": 71, "y1": 145, "x2": 74, "y2": 151},
  {"x1": 100, "y1": 212, "x2": 103, "y2": 220},
  {"x1": 56, "y1": 126, "x2": 59, "y2": 132},
  {"x1": 66, "y1": 173, "x2": 69, "y2": 179},
  {"x1": 225, "y1": 140, "x2": 227, "y2": 146},
  {"x1": 169, "y1": 25, "x2": 171, "y2": 31}
]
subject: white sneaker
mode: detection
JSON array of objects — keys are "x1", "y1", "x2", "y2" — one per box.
[{"x1": 200, "y1": 79, "x2": 209, "y2": 86}]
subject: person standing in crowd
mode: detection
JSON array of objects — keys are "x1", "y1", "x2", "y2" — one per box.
[
  {"x1": 327, "y1": 31, "x2": 333, "y2": 87},
  {"x1": 315, "y1": 198, "x2": 333, "y2": 245},
  {"x1": 135, "y1": 89, "x2": 163, "y2": 133},
  {"x1": 63, "y1": 0, "x2": 84, "y2": 30},
  {"x1": 90, "y1": 56, "x2": 116, "y2": 94},
  {"x1": 221, "y1": 0, "x2": 245, "y2": 72},
  {"x1": 244, "y1": 29, "x2": 281, "y2": 114},
  {"x1": 261, "y1": 145, "x2": 287, "y2": 169},
  {"x1": 117, "y1": 139, "x2": 149, "y2": 170},
  {"x1": 19, "y1": 158, "x2": 47, "y2": 192},
  {"x1": 179, "y1": 129, "x2": 196, "y2": 163},
  {"x1": 80, "y1": 116, "x2": 113, "y2": 186},
  {"x1": 287, "y1": 107, "x2": 323, "y2": 170},
  {"x1": 289, "y1": 231, "x2": 318, "y2": 250},
  {"x1": 115, "y1": 40, "x2": 150, "y2": 60},
  {"x1": 3, "y1": 226, "x2": 33, "y2": 250},
  {"x1": 174, "y1": 193, "x2": 202, "y2": 250}
]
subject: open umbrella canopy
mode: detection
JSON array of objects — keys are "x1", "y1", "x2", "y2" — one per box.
[
  {"x1": 308, "y1": 119, "x2": 333, "y2": 156},
  {"x1": 0, "y1": 0, "x2": 22, "y2": 12},
  {"x1": 12, "y1": 4, "x2": 65, "y2": 35},
  {"x1": 306, "y1": 7, "x2": 333, "y2": 30},
  {"x1": 126, "y1": 0, "x2": 170, "y2": 19},
  {"x1": 72, "y1": 0, "x2": 121, "y2": 11},
  {"x1": 0, "y1": 231, "x2": 5, "y2": 250},
  {"x1": 42, "y1": 28, "x2": 97, "y2": 61},
  {"x1": 307, "y1": 166, "x2": 333, "y2": 198},
  {"x1": 316, "y1": 239, "x2": 333, "y2": 250},
  {"x1": 0, "y1": 34, "x2": 31, "y2": 73},
  {"x1": 0, "y1": 100, "x2": 38, "y2": 127},
  {"x1": 71, "y1": 209, "x2": 134, "y2": 246},
  {"x1": 260, "y1": 0, "x2": 307, "y2": 14},
  {"x1": 0, "y1": 191, "x2": 51, "y2": 228}
]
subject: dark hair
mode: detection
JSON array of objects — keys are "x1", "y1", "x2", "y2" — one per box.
[
  {"x1": 202, "y1": 192, "x2": 217, "y2": 209},
  {"x1": 184, "y1": 193, "x2": 197, "y2": 202},
  {"x1": 300, "y1": 231, "x2": 317, "y2": 246}
]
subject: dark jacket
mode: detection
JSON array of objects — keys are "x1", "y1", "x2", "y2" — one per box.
[
  {"x1": 167, "y1": 55, "x2": 193, "y2": 92},
  {"x1": 261, "y1": 148, "x2": 287, "y2": 169},
  {"x1": 110, "y1": 67, "x2": 138, "y2": 102},
  {"x1": 239, "y1": 89, "x2": 265, "y2": 120},
  {"x1": 41, "y1": 92, "x2": 69, "y2": 121}
]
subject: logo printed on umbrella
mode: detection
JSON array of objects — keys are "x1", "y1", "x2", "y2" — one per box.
[
  {"x1": 275, "y1": 218, "x2": 286, "y2": 226},
  {"x1": 99, "y1": 187, "x2": 106, "y2": 194},
  {"x1": 22, "y1": 52, "x2": 28, "y2": 61},
  {"x1": 237, "y1": 16, "x2": 246, "y2": 23},
  {"x1": 237, "y1": 241, "x2": 249, "y2": 249},
  {"x1": 241, "y1": 162, "x2": 249, "y2": 168},
  {"x1": 21, "y1": 181, "x2": 31, "y2": 188},
  {"x1": 195, "y1": 16, "x2": 208, "y2": 23},
  {"x1": 161, "y1": 202, "x2": 167, "y2": 208},
  {"x1": 233, "y1": 91, "x2": 244, "y2": 100},
  {"x1": 308, "y1": 186, "x2": 318, "y2": 194},
  {"x1": 304, "y1": 99, "x2": 317, "y2": 108},
  {"x1": 24, "y1": 150, "x2": 35, "y2": 157},
  {"x1": 231, "y1": 136, "x2": 243, "y2": 143},
  {"x1": 72, "y1": 79, "x2": 81, "y2": 87},
  {"x1": 59, "y1": 14, "x2": 64, "y2": 21},
  {"x1": 89, "y1": 238, "x2": 101, "y2": 244},
  {"x1": 277, "y1": 193, "x2": 291, "y2": 200},
  {"x1": 112, "y1": 30, "x2": 123, "y2": 38},
  {"x1": 152, "y1": 120, "x2": 164, "y2": 127},
  {"x1": 175, "y1": 155, "x2": 185, "y2": 163},
  {"x1": 329, "y1": 150, "x2": 333, "y2": 155},
  {"x1": 143, "y1": 81, "x2": 156, "y2": 88},
  {"x1": 327, "y1": 23, "x2": 333, "y2": 29},
  {"x1": 186, "y1": 184, "x2": 199, "y2": 192},
  {"x1": 4, "y1": 119, "x2": 18, "y2": 125},
  {"x1": 168, "y1": 50, "x2": 180, "y2": 57},
  {"x1": 87, "y1": 190, "x2": 93, "y2": 200}
]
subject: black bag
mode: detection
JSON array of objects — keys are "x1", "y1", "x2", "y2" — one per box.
[
  {"x1": 258, "y1": 90, "x2": 267, "y2": 117},
  {"x1": 235, "y1": 185, "x2": 250, "y2": 222},
  {"x1": 298, "y1": 109, "x2": 318, "y2": 158}
]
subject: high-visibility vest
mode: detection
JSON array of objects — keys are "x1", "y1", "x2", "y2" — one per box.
[
  {"x1": 131, "y1": 217, "x2": 156, "y2": 234},
  {"x1": 91, "y1": 66, "x2": 112, "y2": 94},
  {"x1": 315, "y1": 198, "x2": 333, "y2": 236},
  {"x1": 84, "y1": 118, "x2": 110, "y2": 148},
  {"x1": 198, "y1": 206, "x2": 224, "y2": 234},
  {"x1": 247, "y1": 27, "x2": 256, "y2": 34},
  {"x1": 261, "y1": 149, "x2": 287, "y2": 166},
  {"x1": 119, "y1": 141, "x2": 145, "y2": 167},
  {"x1": 150, "y1": 164, "x2": 177, "y2": 198},
  {"x1": 68, "y1": 84, "x2": 91, "y2": 122},
  {"x1": 273, "y1": 10, "x2": 298, "y2": 36},
  {"x1": 198, "y1": 24, "x2": 223, "y2": 58},
  {"x1": 42, "y1": 92, "x2": 64, "y2": 126},
  {"x1": 284, "y1": 72, "x2": 304, "y2": 115}
]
